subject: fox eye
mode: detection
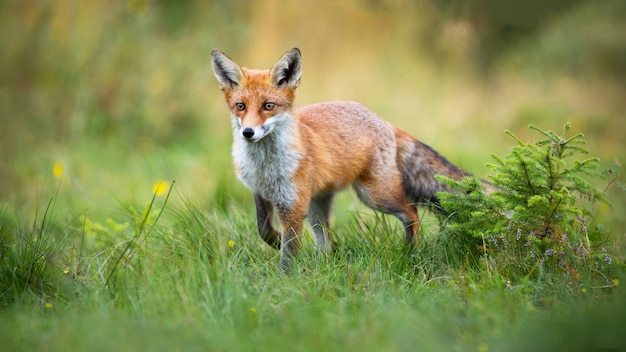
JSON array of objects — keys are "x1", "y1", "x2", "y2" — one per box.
[
  {"x1": 262, "y1": 102, "x2": 275, "y2": 111},
  {"x1": 235, "y1": 102, "x2": 246, "y2": 111}
]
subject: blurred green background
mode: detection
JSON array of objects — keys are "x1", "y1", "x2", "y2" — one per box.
[{"x1": 1, "y1": 0, "x2": 624, "y2": 239}]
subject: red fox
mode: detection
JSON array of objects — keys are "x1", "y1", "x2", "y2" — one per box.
[{"x1": 211, "y1": 48, "x2": 471, "y2": 271}]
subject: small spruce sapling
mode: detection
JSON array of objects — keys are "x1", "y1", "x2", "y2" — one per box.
[{"x1": 436, "y1": 123, "x2": 622, "y2": 285}]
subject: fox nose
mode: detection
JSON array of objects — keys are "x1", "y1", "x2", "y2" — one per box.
[{"x1": 242, "y1": 128, "x2": 255, "y2": 139}]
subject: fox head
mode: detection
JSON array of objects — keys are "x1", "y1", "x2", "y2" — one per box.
[{"x1": 211, "y1": 48, "x2": 302, "y2": 143}]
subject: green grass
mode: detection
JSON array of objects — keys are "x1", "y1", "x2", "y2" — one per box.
[
  {"x1": 1, "y1": 1, "x2": 625, "y2": 351},
  {"x1": 1, "y1": 182, "x2": 624, "y2": 351}
]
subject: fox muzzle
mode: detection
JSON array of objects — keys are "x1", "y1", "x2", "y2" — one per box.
[{"x1": 242, "y1": 128, "x2": 255, "y2": 139}]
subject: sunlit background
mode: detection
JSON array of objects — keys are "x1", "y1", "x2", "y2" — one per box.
[{"x1": 1, "y1": 0, "x2": 624, "y2": 239}]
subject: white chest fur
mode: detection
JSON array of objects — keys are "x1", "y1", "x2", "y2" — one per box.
[{"x1": 231, "y1": 117, "x2": 302, "y2": 207}]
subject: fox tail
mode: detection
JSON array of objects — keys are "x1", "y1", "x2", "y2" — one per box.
[{"x1": 395, "y1": 130, "x2": 480, "y2": 209}]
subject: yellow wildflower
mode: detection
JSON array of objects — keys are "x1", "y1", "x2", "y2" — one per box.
[
  {"x1": 63, "y1": 269, "x2": 70, "y2": 275},
  {"x1": 152, "y1": 180, "x2": 169, "y2": 196},
  {"x1": 228, "y1": 240, "x2": 235, "y2": 248},
  {"x1": 45, "y1": 303, "x2": 52, "y2": 309},
  {"x1": 477, "y1": 342, "x2": 489, "y2": 352},
  {"x1": 613, "y1": 279, "x2": 620, "y2": 287},
  {"x1": 53, "y1": 162, "x2": 63, "y2": 179}
]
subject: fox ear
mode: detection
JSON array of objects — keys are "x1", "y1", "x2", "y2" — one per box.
[
  {"x1": 211, "y1": 49, "x2": 244, "y2": 91},
  {"x1": 270, "y1": 48, "x2": 302, "y2": 89}
]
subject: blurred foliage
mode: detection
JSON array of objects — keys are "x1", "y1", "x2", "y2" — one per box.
[
  {"x1": 432, "y1": 0, "x2": 588, "y2": 69},
  {"x1": 0, "y1": 0, "x2": 624, "y2": 237},
  {"x1": 0, "y1": 1, "x2": 238, "y2": 144}
]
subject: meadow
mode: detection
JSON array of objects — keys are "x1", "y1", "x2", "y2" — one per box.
[{"x1": 1, "y1": 1, "x2": 625, "y2": 351}]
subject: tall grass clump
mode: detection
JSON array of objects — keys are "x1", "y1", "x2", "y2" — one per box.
[
  {"x1": 94, "y1": 181, "x2": 177, "y2": 300},
  {"x1": 437, "y1": 123, "x2": 624, "y2": 291},
  {"x1": 0, "y1": 196, "x2": 75, "y2": 308}
]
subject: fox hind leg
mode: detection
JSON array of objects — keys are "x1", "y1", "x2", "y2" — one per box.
[
  {"x1": 387, "y1": 202, "x2": 420, "y2": 247},
  {"x1": 353, "y1": 178, "x2": 420, "y2": 247},
  {"x1": 307, "y1": 192, "x2": 335, "y2": 252}
]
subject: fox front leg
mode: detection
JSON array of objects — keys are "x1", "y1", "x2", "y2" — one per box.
[
  {"x1": 254, "y1": 193, "x2": 281, "y2": 249},
  {"x1": 275, "y1": 204, "x2": 307, "y2": 273}
]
